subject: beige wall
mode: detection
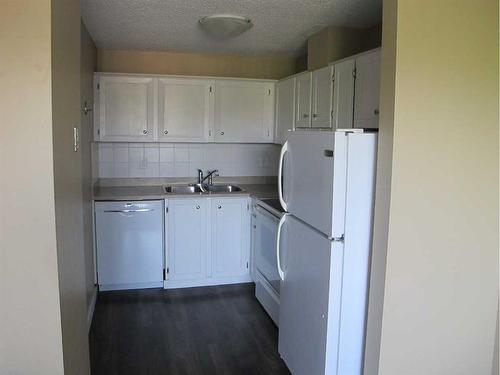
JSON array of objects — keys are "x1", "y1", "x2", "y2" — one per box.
[
  {"x1": 363, "y1": 0, "x2": 397, "y2": 373},
  {"x1": 0, "y1": 1, "x2": 65, "y2": 373},
  {"x1": 52, "y1": 0, "x2": 90, "y2": 374},
  {"x1": 97, "y1": 49, "x2": 299, "y2": 79},
  {"x1": 307, "y1": 25, "x2": 382, "y2": 70},
  {"x1": 373, "y1": 1, "x2": 498, "y2": 374},
  {"x1": 81, "y1": 22, "x2": 98, "y2": 329}
]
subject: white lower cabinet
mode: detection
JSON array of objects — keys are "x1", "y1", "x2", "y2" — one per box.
[
  {"x1": 166, "y1": 198, "x2": 209, "y2": 283},
  {"x1": 165, "y1": 196, "x2": 251, "y2": 288},
  {"x1": 211, "y1": 198, "x2": 250, "y2": 278}
]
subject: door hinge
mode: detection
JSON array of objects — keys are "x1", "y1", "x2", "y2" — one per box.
[
  {"x1": 352, "y1": 67, "x2": 357, "y2": 78},
  {"x1": 163, "y1": 268, "x2": 166, "y2": 280},
  {"x1": 331, "y1": 110, "x2": 334, "y2": 119},
  {"x1": 332, "y1": 73, "x2": 335, "y2": 82}
]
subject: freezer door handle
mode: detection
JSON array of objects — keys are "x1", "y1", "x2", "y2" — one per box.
[
  {"x1": 278, "y1": 141, "x2": 289, "y2": 212},
  {"x1": 276, "y1": 213, "x2": 288, "y2": 281}
]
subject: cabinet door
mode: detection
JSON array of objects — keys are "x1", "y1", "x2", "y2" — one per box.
[
  {"x1": 158, "y1": 78, "x2": 214, "y2": 142},
  {"x1": 294, "y1": 72, "x2": 312, "y2": 128},
  {"x1": 167, "y1": 198, "x2": 209, "y2": 281},
  {"x1": 211, "y1": 198, "x2": 250, "y2": 278},
  {"x1": 214, "y1": 80, "x2": 274, "y2": 143},
  {"x1": 332, "y1": 59, "x2": 356, "y2": 129},
  {"x1": 353, "y1": 50, "x2": 381, "y2": 129},
  {"x1": 96, "y1": 75, "x2": 156, "y2": 142},
  {"x1": 311, "y1": 66, "x2": 334, "y2": 129},
  {"x1": 275, "y1": 77, "x2": 295, "y2": 144}
]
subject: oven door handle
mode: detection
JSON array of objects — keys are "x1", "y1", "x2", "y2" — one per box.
[
  {"x1": 276, "y1": 213, "x2": 288, "y2": 281},
  {"x1": 254, "y1": 205, "x2": 280, "y2": 222}
]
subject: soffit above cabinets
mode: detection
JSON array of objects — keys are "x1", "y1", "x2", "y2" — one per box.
[{"x1": 81, "y1": 0, "x2": 382, "y2": 56}]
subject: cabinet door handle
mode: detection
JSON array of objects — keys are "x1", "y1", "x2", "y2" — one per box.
[
  {"x1": 374, "y1": 109, "x2": 380, "y2": 115},
  {"x1": 217, "y1": 205, "x2": 222, "y2": 209},
  {"x1": 220, "y1": 131, "x2": 224, "y2": 135},
  {"x1": 196, "y1": 205, "x2": 200, "y2": 209},
  {"x1": 312, "y1": 113, "x2": 318, "y2": 118},
  {"x1": 143, "y1": 129, "x2": 148, "y2": 135},
  {"x1": 164, "y1": 130, "x2": 169, "y2": 134},
  {"x1": 303, "y1": 113, "x2": 309, "y2": 118}
]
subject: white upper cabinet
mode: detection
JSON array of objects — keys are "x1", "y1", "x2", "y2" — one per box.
[
  {"x1": 275, "y1": 76, "x2": 295, "y2": 144},
  {"x1": 332, "y1": 58, "x2": 356, "y2": 129},
  {"x1": 311, "y1": 66, "x2": 334, "y2": 129},
  {"x1": 294, "y1": 72, "x2": 312, "y2": 128},
  {"x1": 167, "y1": 198, "x2": 209, "y2": 282},
  {"x1": 158, "y1": 77, "x2": 214, "y2": 142},
  {"x1": 353, "y1": 50, "x2": 381, "y2": 129},
  {"x1": 214, "y1": 80, "x2": 275, "y2": 143},
  {"x1": 95, "y1": 75, "x2": 156, "y2": 142},
  {"x1": 211, "y1": 197, "x2": 250, "y2": 278}
]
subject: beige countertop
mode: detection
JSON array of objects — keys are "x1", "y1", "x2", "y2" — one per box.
[{"x1": 93, "y1": 179, "x2": 278, "y2": 201}]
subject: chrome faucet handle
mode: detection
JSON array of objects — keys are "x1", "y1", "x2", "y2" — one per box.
[
  {"x1": 197, "y1": 169, "x2": 204, "y2": 184},
  {"x1": 206, "y1": 169, "x2": 219, "y2": 185}
]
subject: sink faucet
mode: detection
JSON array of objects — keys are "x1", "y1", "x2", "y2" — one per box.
[
  {"x1": 197, "y1": 169, "x2": 219, "y2": 186},
  {"x1": 206, "y1": 169, "x2": 219, "y2": 185},
  {"x1": 197, "y1": 169, "x2": 204, "y2": 184}
]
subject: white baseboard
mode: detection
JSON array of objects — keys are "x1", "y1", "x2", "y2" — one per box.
[
  {"x1": 87, "y1": 287, "x2": 97, "y2": 332},
  {"x1": 163, "y1": 275, "x2": 252, "y2": 289}
]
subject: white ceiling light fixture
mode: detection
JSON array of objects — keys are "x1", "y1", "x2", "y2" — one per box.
[{"x1": 199, "y1": 15, "x2": 253, "y2": 38}]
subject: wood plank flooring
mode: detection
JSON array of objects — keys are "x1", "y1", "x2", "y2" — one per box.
[{"x1": 89, "y1": 283, "x2": 290, "y2": 375}]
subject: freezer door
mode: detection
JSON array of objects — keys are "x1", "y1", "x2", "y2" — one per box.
[
  {"x1": 278, "y1": 215, "x2": 344, "y2": 375},
  {"x1": 282, "y1": 130, "x2": 347, "y2": 238}
]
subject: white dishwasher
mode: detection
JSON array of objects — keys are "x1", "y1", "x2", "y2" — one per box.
[{"x1": 95, "y1": 200, "x2": 164, "y2": 291}]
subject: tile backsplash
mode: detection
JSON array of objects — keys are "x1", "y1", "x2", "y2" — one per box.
[{"x1": 94, "y1": 143, "x2": 280, "y2": 178}]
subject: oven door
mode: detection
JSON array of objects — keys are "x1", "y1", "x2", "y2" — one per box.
[{"x1": 254, "y1": 205, "x2": 281, "y2": 294}]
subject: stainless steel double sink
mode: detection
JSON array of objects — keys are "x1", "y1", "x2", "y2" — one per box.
[{"x1": 164, "y1": 184, "x2": 243, "y2": 195}]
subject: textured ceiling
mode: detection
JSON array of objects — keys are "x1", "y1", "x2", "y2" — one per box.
[{"x1": 82, "y1": 0, "x2": 382, "y2": 56}]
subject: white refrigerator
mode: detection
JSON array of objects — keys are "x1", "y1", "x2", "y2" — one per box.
[{"x1": 276, "y1": 129, "x2": 377, "y2": 375}]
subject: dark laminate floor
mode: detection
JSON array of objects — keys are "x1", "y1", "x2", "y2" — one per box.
[{"x1": 89, "y1": 283, "x2": 290, "y2": 375}]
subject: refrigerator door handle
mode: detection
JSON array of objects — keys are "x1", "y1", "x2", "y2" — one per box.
[
  {"x1": 278, "y1": 141, "x2": 288, "y2": 211},
  {"x1": 276, "y1": 213, "x2": 288, "y2": 281}
]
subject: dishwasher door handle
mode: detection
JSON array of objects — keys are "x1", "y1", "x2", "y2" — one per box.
[{"x1": 103, "y1": 209, "x2": 154, "y2": 213}]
